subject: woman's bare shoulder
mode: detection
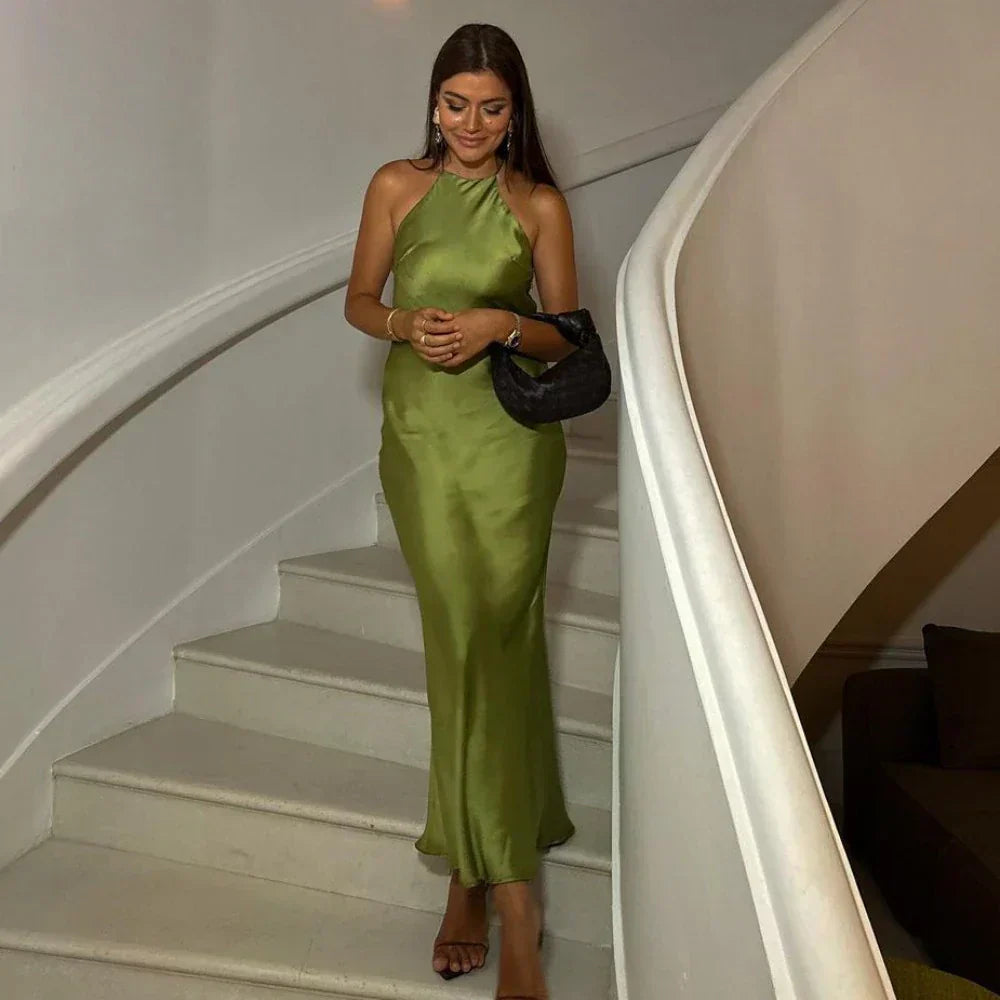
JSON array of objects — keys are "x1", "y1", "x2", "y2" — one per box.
[
  {"x1": 369, "y1": 158, "x2": 435, "y2": 194},
  {"x1": 526, "y1": 179, "x2": 571, "y2": 238},
  {"x1": 370, "y1": 159, "x2": 446, "y2": 235},
  {"x1": 503, "y1": 169, "x2": 569, "y2": 242},
  {"x1": 526, "y1": 177, "x2": 568, "y2": 212},
  {"x1": 368, "y1": 159, "x2": 437, "y2": 225}
]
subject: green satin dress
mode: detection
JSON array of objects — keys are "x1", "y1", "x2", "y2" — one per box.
[{"x1": 378, "y1": 166, "x2": 575, "y2": 888}]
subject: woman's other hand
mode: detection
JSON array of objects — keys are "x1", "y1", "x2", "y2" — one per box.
[
  {"x1": 437, "y1": 309, "x2": 513, "y2": 368},
  {"x1": 399, "y1": 307, "x2": 463, "y2": 364}
]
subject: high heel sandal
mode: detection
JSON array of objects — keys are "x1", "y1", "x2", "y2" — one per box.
[{"x1": 434, "y1": 939, "x2": 489, "y2": 981}]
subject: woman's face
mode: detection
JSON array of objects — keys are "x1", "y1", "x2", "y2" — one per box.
[{"x1": 435, "y1": 71, "x2": 513, "y2": 166}]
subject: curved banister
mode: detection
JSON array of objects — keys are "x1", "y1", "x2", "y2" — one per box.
[
  {"x1": 616, "y1": 0, "x2": 1000, "y2": 994},
  {"x1": 614, "y1": 0, "x2": 911, "y2": 995}
]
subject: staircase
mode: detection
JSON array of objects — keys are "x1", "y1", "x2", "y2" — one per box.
[{"x1": 0, "y1": 408, "x2": 619, "y2": 999}]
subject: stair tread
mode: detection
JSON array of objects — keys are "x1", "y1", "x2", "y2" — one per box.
[
  {"x1": 55, "y1": 713, "x2": 610, "y2": 873},
  {"x1": 551, "y1": 499, "x2": 618, "y2": 537},
  {"x1": 566, "y1": 441, "x2": 617, "y2": 463},
  {"x1": 278, "y1": 546, "x2": 619, "y2": 633},
  {"x1": 176, "y1": 620, "x2": 612, "y2": 741},
  {"x1": 567, "y1": 402, "x2": 618, "y2": 450},
  {"x1": 0, "y1": 839, "x2": 612, "y2": 998}
]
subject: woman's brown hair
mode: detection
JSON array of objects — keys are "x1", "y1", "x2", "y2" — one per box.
[{"x1": 413, "y1": 23, "x2": 558, "y2": 189}]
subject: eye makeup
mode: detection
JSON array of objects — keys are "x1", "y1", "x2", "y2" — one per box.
[{"x1": 446, "y1": 103, "x2": 504, "y2": 117}]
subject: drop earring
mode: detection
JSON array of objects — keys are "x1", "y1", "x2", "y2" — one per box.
[
  {"x1": 432, "y1": 110, "x2": 443, "y2": 148},
  {"x1": 505, "y1": 121, "x2": 514, "y2": 159}
]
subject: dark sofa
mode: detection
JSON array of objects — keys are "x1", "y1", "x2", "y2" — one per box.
[{"x1": 843, "y1": 666, "x2": 1000, "y2": 995}]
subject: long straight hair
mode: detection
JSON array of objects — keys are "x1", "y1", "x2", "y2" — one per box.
[{"x1": 413, "y1": 23, "x2": 558, "y2": 190}]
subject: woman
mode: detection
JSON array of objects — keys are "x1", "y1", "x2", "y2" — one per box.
[{"x1": 344, "y1": 22, "x2": 579, "y2": 1000}]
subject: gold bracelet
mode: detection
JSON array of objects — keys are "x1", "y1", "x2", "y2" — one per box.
[{"x1": 385, "y1": 307, "x2": 404, "y2": 342}]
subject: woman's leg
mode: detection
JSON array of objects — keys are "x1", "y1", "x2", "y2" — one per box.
[{"x1": 493, "y1": 878, "x2": 547, "y2": 999}]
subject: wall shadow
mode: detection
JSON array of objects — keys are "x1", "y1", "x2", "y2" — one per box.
[{"x1": 793, "y1": 445, "x2": 1000, "y2": 743}]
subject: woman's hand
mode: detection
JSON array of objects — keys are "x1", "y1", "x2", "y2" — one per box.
[
  {"x1": 397, "y1": 307, "x2": 463, "y2": 364},
  {"x1": 436, "y1": 309, "x2": 513, "y2": 368}
]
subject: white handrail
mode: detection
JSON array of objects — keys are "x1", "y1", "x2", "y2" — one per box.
[{"x1": 613, "y1": 0, "x2": 895, "y2": 996}]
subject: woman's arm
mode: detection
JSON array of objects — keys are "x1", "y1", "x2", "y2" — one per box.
[
  {"x1": 343, "y1": 165, "x2": 399, "y2": 341},
  {"x1": 344, "y1": 164, "x2": 460, "y2": 356},
  {"x1": 502, "y1": 183, "x2": 580, "y2": 362}
]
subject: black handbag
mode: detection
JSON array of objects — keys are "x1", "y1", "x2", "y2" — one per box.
[{"x1": 487, "y1": 308, "x2": 612, "y2": 426}]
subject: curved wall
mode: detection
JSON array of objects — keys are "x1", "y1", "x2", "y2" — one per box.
[
  {"x1": 1, "y1": 0, "x2": 831, "y2": 418},
  {"x1": 676, "y1": 0, "x2": 1000, "y2": 683},
  {"x1": 0, "y1": 291, "x2": 385, "y2": 869},
  {"x1": 0, "y1": 0, "x2": 836, "y2": 867}
]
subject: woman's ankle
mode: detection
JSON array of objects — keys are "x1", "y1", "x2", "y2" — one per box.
[{"x1": 492, "y1": 880, "x2": 540, "y2": 922}]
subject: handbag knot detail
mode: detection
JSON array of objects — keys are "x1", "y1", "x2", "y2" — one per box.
[{"x1": 488, "y1": 308, "x2": 612, "y2": 426}]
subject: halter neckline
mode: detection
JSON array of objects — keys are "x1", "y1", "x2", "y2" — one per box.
[{"x1": 440, "y1": 164, "x2": 503, "y2": 183}]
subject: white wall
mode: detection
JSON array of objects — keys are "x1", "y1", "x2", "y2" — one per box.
[
  {"x1": 832, "y1": 448, "x2": 1000, "y2": 648},
  {"x1": 1, "y1": 0, "x2": 832, "y2": 418},
  {"x1": 568, "y1": 151, "x2": 696, "y2": 384},
  {"x1": 0, "y1": 289, "x2": 384, "y2": 869},
  {"x1": 658, "y1": 0, "x2": 1000, "y2": 815},
  {"x1": 0, "y1": 0, "x2": 836, "y2": 867},
  {"x1": 675, "y1": 0, "x2": 1000, "y2": 689}
]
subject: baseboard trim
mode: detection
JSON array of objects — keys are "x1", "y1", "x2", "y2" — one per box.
[{"x1": 816, "y1": 640, "x2": 925, "y2": 663}]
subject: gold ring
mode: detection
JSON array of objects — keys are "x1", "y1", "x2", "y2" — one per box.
[{"x1": 420, "y1": 333, "x2": 428, "y2": 346}]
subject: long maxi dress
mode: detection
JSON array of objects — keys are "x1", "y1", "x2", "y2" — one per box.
[{"x1": 378, "y1": 166, "x2": 575, "y2": 888}]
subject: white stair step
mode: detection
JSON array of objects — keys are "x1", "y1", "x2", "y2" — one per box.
[
  {"x1": 1, "y1": 951, "x2": 346, "y2": 1000},
  {"x1": 376, "y1": 494, "x2": 619, "y2": 597},
  {"x1": 175, "y1": 621, "x2": 612, "y2": 812},
  {"x1": 276, "y1": 546, "x2": 619, "y2": 697},
  {"x1": 53, "y1": 714, "x2": 610, "y2": 947},
  {"x1": 564, "y1": 445, "x2": 618, "y2": 511},
  {"x1": 0, "y1": 839, "x2": 612, "y2": 999},
  {"x1": 567, "y1": 401, "x2": 618, "y2": 449}
]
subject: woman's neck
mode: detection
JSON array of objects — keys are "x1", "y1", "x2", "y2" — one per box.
[{"x1": 441, "y1": 154, "x2": 501, "y2": 181}]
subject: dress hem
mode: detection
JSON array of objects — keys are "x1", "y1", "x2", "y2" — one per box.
[{"x1": 414, "y1": 824, "x2": 577, "y2": 888}]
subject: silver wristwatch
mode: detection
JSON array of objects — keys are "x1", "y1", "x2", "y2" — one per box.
[{"x1": 503, "y1": 313, "x2": 522, "y2": 351}]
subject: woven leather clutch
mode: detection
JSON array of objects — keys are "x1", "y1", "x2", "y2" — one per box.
[{"x1": 488, "y1": 308, "x2": 612, "y2": 425}]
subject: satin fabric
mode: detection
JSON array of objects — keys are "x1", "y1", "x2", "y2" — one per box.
[{"x1": 378, "y1": 167, "x2": 575, "y2": 887}]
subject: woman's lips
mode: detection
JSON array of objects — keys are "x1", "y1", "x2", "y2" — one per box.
[{"x1": 457, "y1": 136, "x2": 484, "y2": 147}]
